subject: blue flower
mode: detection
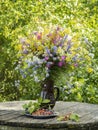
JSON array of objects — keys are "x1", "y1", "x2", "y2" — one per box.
[
  {"x1": 52, "y1": 46, "x2": 57, "y2": 51},
  {"x1": 72, "y1": 55, "x2": 78, "y2": 61},
  {"x1": 23, "y1": 50, "x2": 28, "y2": 54},
  {"x1": 59, "y1": 35, "x2": 68, "y2": 46},
  {"x1": 46, "y1": 48, "x2": 50, "y2": 55},
  {"x1": 66, "y1": 44, "x2": 71, "y2": 52}
]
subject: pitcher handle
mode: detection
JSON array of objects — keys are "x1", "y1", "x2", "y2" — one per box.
[{"x1": 54, "y1": 87, "x2": 59, "y2": 101}]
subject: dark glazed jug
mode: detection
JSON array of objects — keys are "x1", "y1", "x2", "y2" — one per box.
[{"x1": 40, "y1": 79, "x2": 59, "y2": 109}]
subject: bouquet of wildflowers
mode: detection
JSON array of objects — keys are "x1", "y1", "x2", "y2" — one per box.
[{"x1": 17, "y1": 26, "x2": 90, "y2": 84}]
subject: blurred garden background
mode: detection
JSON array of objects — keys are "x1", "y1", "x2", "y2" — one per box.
[{"x1": 0, "y1": 0, "x2": 98, "y2": 104}]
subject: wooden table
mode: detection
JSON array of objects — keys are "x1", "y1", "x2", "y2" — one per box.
[{"x1": 0, "y1": 101, "x2": 98, "y2": 130}]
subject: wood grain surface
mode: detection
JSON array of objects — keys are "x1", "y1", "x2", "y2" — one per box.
[{"x1": 0, "y1": 101, "x2": 98, "y2": 130}]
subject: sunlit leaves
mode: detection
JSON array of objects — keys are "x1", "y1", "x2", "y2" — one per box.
[{"x1": 0, "y1": 0, "x2": 97, "y2": 103}]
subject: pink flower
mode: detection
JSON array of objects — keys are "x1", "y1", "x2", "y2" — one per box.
[
  {"x1": 45, "y1": 56, "x2": 49, "y2": 61},
  {"x1": 47, "y1": 33, "x2": 52, "y2": 37},
  {"x1": 74, "y1": 63, "x2": 78, "y2": 67},
  {"x1": 61, "y1": 56, "x2": 66, "y2": 61},
  {"x1": 37, "y1": 33, "x2": 42, "y2": 40},
  {"x1": 19, "y1": 37, "x2": 26, "y2": 44},
  {"x1": 46, "y1": 62, "x2": 54, "y2": 68},
  {"x1": 56, "y1": 27, "x2": 60, "y2": 31},
  {"x1": 58, "y1": 61, "x2": 63, "y2": 67}
]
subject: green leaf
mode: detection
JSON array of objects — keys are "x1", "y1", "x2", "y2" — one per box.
[
  {"x1": 57, "y1": 116, "x2": 64, "y2": 121},
  {"x1": 22, "y1": 103, "x2": 28, "y2": 109},
  {"x1": 42, "y1": 99, "x2": 50, "y2": 104},
  {"x1": 28, "y1": 101, "x2": 33, "y2": 107},
  {"x1": 28, "y1": 106, "x2": 35, "y2": 114},
  {"x1": 69, "y1": 113, "x2": 80, "y2": 122},
  {"x1": 38, "y1": 97, "x2": 43, "y2": 103}
]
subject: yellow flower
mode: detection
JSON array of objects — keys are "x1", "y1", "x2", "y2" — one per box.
[
  {"x1": 72, "y1": 42, "x2": 80, "y2": 48},
  {"x1": 57, "y1": 47, "x2": 64, "y2": 55},
  {"x1": 87, "y1": 67, "x2": 93, "y2": 73},
  {"x1": 66, "y1": 56, "x2": 71, "y2": 62},
  {"x1": 15, "y1": 44, "x2": 22, "y2": 50},
  {"x1": 85, "y1": 55, "x2": 91, "y2": 61},
  {"x1": 37, "y1": 45, "x2": 43, "y2": 51}
]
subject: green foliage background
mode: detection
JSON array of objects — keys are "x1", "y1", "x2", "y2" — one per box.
[{"x1": 0, "y1": 0, "x2": 98, "y2": 103}]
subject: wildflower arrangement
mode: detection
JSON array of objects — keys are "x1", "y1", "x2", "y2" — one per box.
[{"x1": 17, "y1": 26, "x2": 90, "y2": 83}]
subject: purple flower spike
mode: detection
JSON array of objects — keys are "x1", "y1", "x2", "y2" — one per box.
[
  {"x1": 67, "y1": 44, "x2": 71, "y2": 52},
  {"x1": 46, "y1": 48, "x2": 50, "y2": 55},
  {"x1": 63, "y1": 35, "x2": 68, "y2": 41}
]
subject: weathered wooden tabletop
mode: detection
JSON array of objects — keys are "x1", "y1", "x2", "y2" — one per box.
[{"x1": 0, "y1": 101, "x2": 98, "y2": 130}]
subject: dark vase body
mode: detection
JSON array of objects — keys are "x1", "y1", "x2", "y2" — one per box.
[{"x1": 40, "y1": 79, "x2": 59, "y2": 109}]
